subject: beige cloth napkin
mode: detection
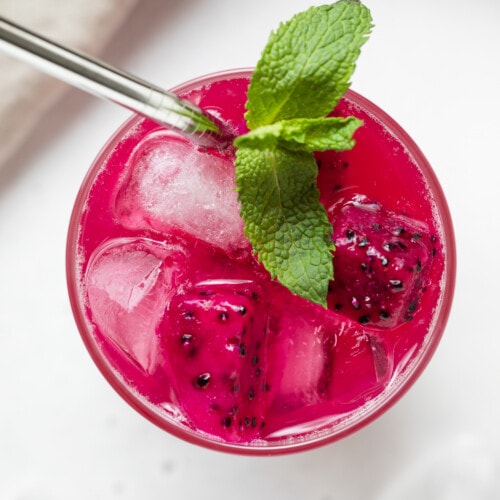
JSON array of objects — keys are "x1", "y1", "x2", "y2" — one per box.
[{"x1": 0, "y1": 0, "x2": 138, "y2": 168}]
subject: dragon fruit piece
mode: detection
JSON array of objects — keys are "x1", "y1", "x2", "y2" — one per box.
[
  {"x1": 159, "y1": 279, "x2": 272, "y2": 442},
  {"x1": 328, "y1": 195, "x2": 438, "y2": 328}
]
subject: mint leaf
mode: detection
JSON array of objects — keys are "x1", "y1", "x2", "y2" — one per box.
[
  {"x1": 235, "y1": 146, "x2": 334, "y2": 307},
  {"x1": 234, "y1": 116, "x2": 363, "y2": 152},
  {"x1": 245, "y1": 1, "x2": 372, "y2": 129}
]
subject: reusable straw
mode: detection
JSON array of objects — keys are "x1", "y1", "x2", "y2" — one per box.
[{"x1": 0, "y1": 16, "x2": 222, "y2": 142}]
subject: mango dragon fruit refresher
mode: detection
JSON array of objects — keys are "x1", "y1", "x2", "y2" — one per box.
[{"x1": 67, "y1": 71, "x2": 454, "y2": 453}]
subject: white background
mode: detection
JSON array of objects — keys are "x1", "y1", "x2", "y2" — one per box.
[{"x1": 1, "y1": 1, "x2": 500, "y2": 498}]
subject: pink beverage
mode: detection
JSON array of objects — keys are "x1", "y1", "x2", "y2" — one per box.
[{"x1": 67, "y1": 69, "x2": 455, "y2": 455}]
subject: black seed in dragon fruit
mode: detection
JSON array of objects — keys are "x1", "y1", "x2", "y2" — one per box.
[
  {"x1": 328, "y1": 195, "x2": 437, "y2": 328},
  {"x1": 159, "y1": 280, "x2": 271, "y2": 442}
]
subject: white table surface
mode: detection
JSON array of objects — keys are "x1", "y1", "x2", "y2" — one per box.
[{"x1": 1, "y1": 1, "x2": 499, "y2": 498}]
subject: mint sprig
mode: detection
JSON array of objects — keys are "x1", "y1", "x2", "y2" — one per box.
[{"x1": 234, "y1": 0, "x2": 372, "y2": 307}]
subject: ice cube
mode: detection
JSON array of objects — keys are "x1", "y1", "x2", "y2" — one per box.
[
  {"x1": 263, "y1": 294, "x2": 340, "y2": 437},
  {"x1": 264, "y1": 295, "x2": 393, "y2": 436},
  {"x1": 114, "y1": 131, "x2": 247, "y2": 252},
  {"x1": 328, "y1": 325, "x2": 392, "y2": 411},
  {"x1": 268, "y1": 293, "x2": 334, "y2": 409},
  {"x1": 85, "y1": 237, "x2": 187, "y2": 373},
  {"x1": 274, "y1": 322, "x2": 331, "y2": 405}
]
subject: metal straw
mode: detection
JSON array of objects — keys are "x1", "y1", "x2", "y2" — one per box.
[{"x1": 0, "y1": 16, "x2": 222, "y2": 141}]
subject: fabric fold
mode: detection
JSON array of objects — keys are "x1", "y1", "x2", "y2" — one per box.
[{"x1": 0, "y1": 0, "x2": 138, "y2": 168}]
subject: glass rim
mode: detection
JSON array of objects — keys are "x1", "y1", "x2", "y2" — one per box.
[{"x1": 66, "y1": 68, "x2": 456, "y2": 456}]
